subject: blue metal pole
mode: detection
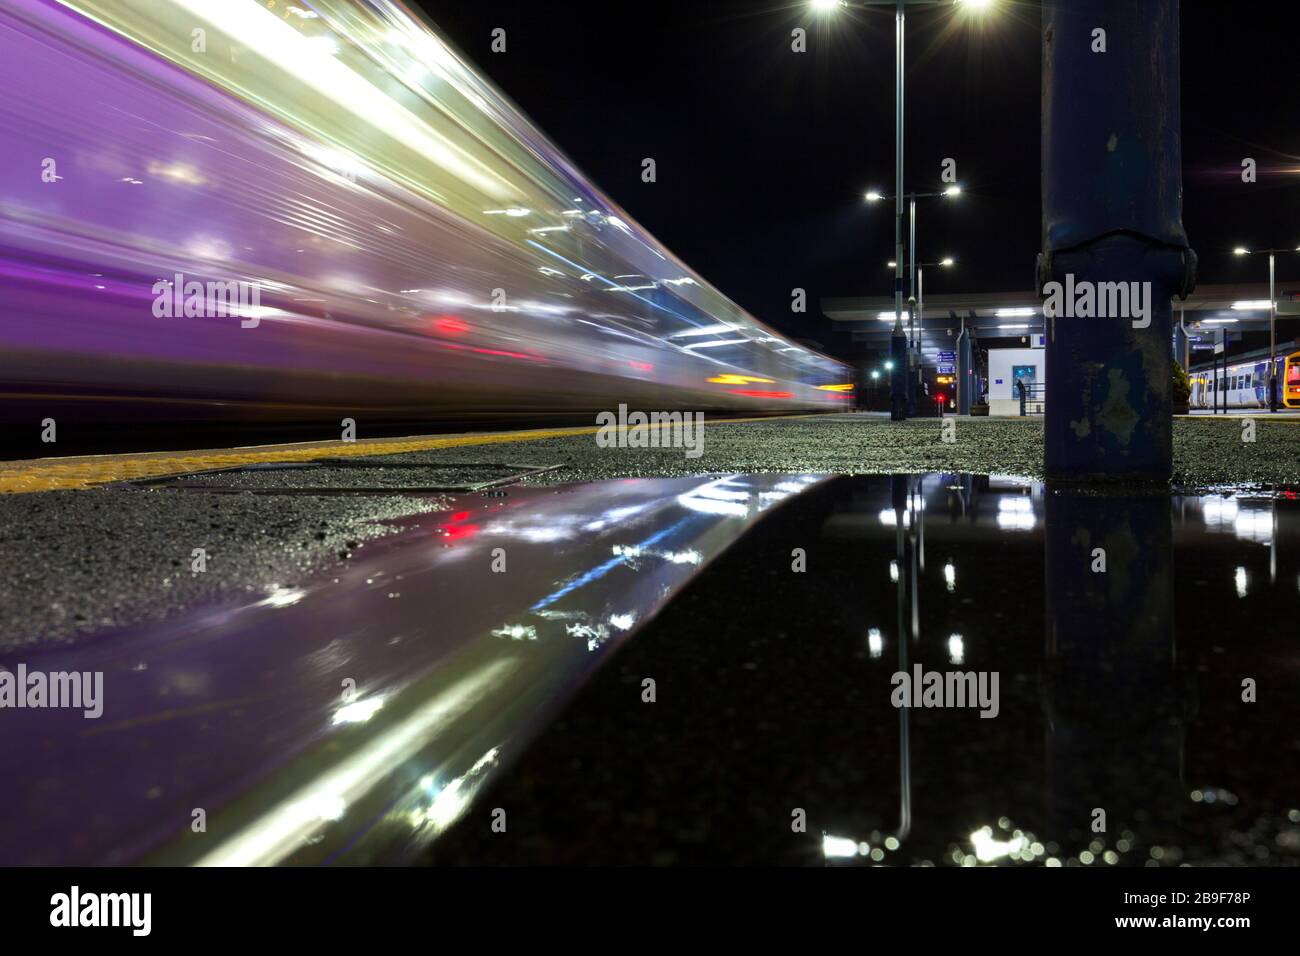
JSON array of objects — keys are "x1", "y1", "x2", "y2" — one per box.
[{"x1": 1038, "y1": 0, "x2": 1196, "y2": 483}]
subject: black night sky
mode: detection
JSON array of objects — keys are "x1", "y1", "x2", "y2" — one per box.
[{"x1": 423, "y1": 0, "x2": 1300, "y2": 360}]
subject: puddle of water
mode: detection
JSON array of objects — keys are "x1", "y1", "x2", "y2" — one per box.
[
  {"x1": 4, "y1": 471, "x2": 1296, "y2": 867},
  {"x1": 426, "y1": 474, "x2": 1300, "y2": 866},
  {"x1": 0, "y1": 474, "x2": 821, "y2": 865}
]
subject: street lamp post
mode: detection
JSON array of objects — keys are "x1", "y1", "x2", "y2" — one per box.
[
  {"x1": 814, "y1": 0, "x2": 993, "y2": 419},
  {"x1": 1233, "y1": 245, "x2": 1299, "y2": 412},
  {"x1": 883, "y1": 253, "x2": 954, "y2": 404},
  {"x1": 870, "y1": 187, "x2": 959, "y2": 413},
  {"x1": 815, "y1": 0, "x2": 960, "y2": 420},
  {"x1": 908, "y1": 192, "x2": 916, "y2": 414},
  {"x1": 891, "y1": 0, "x2": 908, "y2": 421}
]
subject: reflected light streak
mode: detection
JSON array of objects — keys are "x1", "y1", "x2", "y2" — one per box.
[
  {"x1": 970, "y1": 826, "x2": 1026, "y2": 863},
  {"x1": 995, "y1": 496, "x2": 1036, "y2": 531},
  {"x1": 879, "y1": 509, "x2": 911, "y2": 528},
  {"x1": 416, "y1": 747, "x2": 500, "y2": 832},
  {"x1": 530, "y1": 520, "x2": 689, "y2": 610},
  {"x1": 258, "y1": 586, "x2": 306, "y2": 609},
  {"x1": 822, "y1": 834, "x2": 861, "y2": 859},
  {"x1": 194, "y1": 660, "x2": 513, "y2": 866},
  {"x1": 332, "y1": 695, "x2": 385, "y2": 726}
]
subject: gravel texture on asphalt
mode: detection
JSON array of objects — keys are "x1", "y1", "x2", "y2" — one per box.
[
  {"x1": 0, "y1": 489, "x2": 450, "y2": 650},
  {"x1": 116, "y1": 414, "x2": 1300, "y2": 489},
  {"x1": 1, "y1": 414, "x2": 1295, "y2": 648}
]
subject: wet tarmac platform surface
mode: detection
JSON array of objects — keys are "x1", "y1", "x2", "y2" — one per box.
[
  {"x1": 2, "y1": 414, "x2": 1299, "y2": 648},
  {"x1": 1, "y1": 415, "x2": 1298, "y2": 866}
]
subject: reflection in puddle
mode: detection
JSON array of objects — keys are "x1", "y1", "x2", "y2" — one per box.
[
  {"x1": 429, "y1": 474, "x2": 1300, "y2": 867},
  {"x1": 0, "y1": 473, "x2": 824, "y2": 866},
  {"x1": 4, "y1": 471, "x2": 1296, "y2": 867}
]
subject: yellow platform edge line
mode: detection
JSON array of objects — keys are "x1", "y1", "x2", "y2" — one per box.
[{"x1": 0, "y1": 415, "x2": 819, "y2": 494}]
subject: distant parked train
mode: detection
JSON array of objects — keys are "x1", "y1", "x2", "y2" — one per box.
[
  {"x1": 0, "y1": 1, "x2": 851, "y2": 425},
  {"x1": 1190, "y1": 349, "x2": 1300, "y2": 410}
]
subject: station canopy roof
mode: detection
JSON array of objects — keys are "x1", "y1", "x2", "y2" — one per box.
[{"x1": 824, "y1": 283, "x2": 1300, "y2": 363}]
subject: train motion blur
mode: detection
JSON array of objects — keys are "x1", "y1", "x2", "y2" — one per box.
[{"x1": 0, "y1": 0, "x2": 851, "y2": 425}]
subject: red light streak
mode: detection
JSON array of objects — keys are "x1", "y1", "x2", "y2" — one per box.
[{"x1": 429, "y1": 314, "x2": 469, "y2": 336}]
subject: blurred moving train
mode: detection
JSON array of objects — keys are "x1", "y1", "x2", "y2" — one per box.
[
  {"x1": 0, "y1": 0, "x2": 852, "y2": 425},
  {"x1": 1189, "y1": 345, "x2": 1300, "y2": 410}
]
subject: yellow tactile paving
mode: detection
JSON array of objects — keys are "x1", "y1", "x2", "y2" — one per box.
[{"x1": 0, "y1": 415, "x2": 814, "y2": 494}]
